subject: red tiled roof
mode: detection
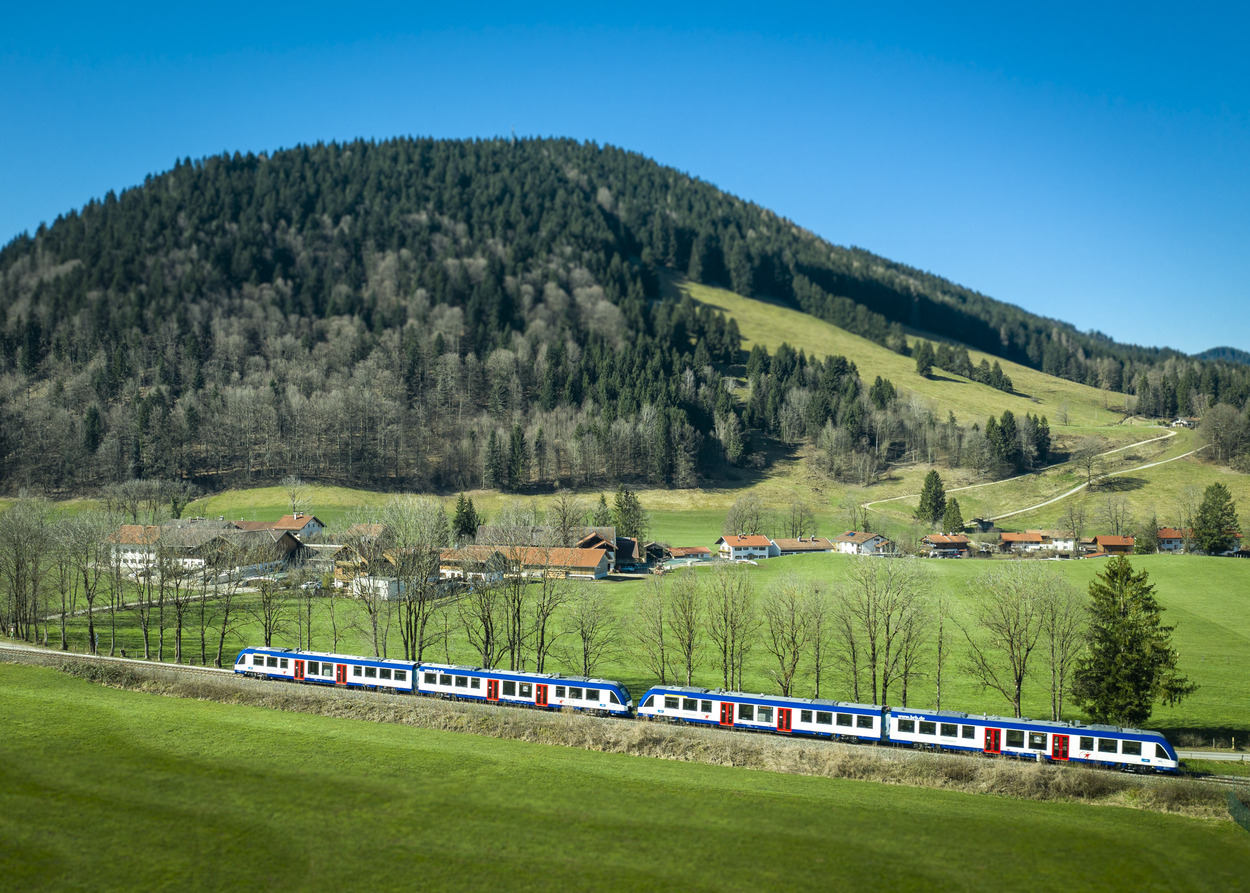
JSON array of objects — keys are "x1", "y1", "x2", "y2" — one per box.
[
  {"x1": 109, "y1": 524, "x2": 162, "y2": 545},
  {"x1": 275, "y1": 514, "x2": 323, "y2": 530},
  {"x1": 773, "y1": 537, "x2": 836, "y2": 552},
  {"x1": 924, "y1": 534, "x2": 970, "y2": 546},
  {"x1": 1093, "y1": 535, "x2": 1135, "y2": 549},
  {"x1": 1000, "y1": 532, "x2": 1043, "y2": 543},
  {"x1": 831, "y1": 531, "x2": 882, "y2": 545},
  {"x1": 1157, "y1": 528, "x2": 1190, "y2": 540},
  {"x1": 670, "y1": 546, "x2": 712, "y2": 558},
  {"x1": 716, "y1": 535, "x2": 773, "y2": 548}
]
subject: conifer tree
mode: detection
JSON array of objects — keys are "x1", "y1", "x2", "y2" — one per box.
[
  {"x1": 1193, "y1": 482, "x2": 1239, "y2": 554},
  {"x1": 1071, "y1": 556, "x2": 1196, "y2": 725},
  {"x1": 915, "y1": 470, "x2": 946, "y2": 527},
  {"x1": 592, "y1": 493, "x2": 612, "y2": 528},
  {"x1": 452, "y1": 494, "x2": 480, "y2": 543},
  {"x1": 914, "y1": 340, "x2": 935, "y2": 377},
  {"x1": 941, "y1": 498, "x2": 964, "y2": 534},
  {"x1": 612, "y1": 485, "x2": 649, "y2": 541}
]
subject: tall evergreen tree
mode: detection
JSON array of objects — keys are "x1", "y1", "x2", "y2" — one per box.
[
  {"x1": 915, "y1": 470, "x2": 947, "y2": 527},
  {"x1": 914, "y1": 340, "x2": 935, "y2": 377},
  {"x1": 612, "y1": 485, "x2": 649, "y2": 541},
  {"x1": 452, "y1": 493, "x2": 480, "y2": 543},
  {"x1": 1071, "y1": 556, "x2": 1196, "y2": 725},
  {"x1": 592, "y1": 493, "x2": 612, "y2": 528},
  {"x1": 1193, "y1": 482, "x2": 1239, "y2": 554},
  {"x1": 941, "y1": 498, "x2": 964, "y2": 534}
]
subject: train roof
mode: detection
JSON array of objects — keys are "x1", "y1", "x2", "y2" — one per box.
[
  {"x1": 417, "y1": 662, "x2": 627, "y2": 689},
  {"x1": 239, "y1": 645, "x2": 415, "y2": 665},
  {"x1": 642, "y1": 684, "x2": 879, "y2": 712},
  {"x1": 889, "y1": 705, "x2": 1165, "y2": 737}
]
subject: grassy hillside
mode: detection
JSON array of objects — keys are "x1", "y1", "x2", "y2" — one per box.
[
  {"x1": 674, "y1": 278, "x2": 1127, "y2": 428},
  {"x1": 3, "y1": 662, "x2": 1246, "y2": 892}
]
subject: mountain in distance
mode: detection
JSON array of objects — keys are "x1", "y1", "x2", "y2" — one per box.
[
  {"x1": 1196, "y1": 346, "x2": 1250, "y2": 366},
  {"x1": 0, "y1": 136, "x2": 1246, "y2": 496}
]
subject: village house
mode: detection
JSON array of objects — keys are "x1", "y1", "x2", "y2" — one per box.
[
  {"x1": 235, "y1": 512, "x2": 327, "y2": 542},
  {"x1": 921, "y1": 533, "x2": 972, "y2": 557},
  {"x1": 1091, "y1": 535, "x2": 1135, "y2": 555},
  {"x1": 1157, "y1": 527, "x2": 1189, "y2": 552},
  {"x1": 715, "y1": 534, "x2": 779, "y2": 560},
  {"x1": 998, "y1": 531, "x2": 1045, "y2": 553},
  {"x1": 669, "y1": 546, "x2": 712, "y2": 561},
  {"x1": 829, "y1": 531, "x2": 894, "y2": 555}
]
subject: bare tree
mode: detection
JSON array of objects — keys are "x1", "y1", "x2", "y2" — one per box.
[
  {"x1": 561, "y1": 584, "x2": 620, "y2": 677},
  {"x1": 458, "y1": 581, "x2": 503, "y2": 668},
  {"x1": 381, "y1": 495, "x2": 451, "y2": 662},
  {"x1": 833, "y1": 557, "x2": 930, "y2": 705},
  {"x1": 760, "y1": 574, "x2": 815, "y2": 696},
  {"x1": 1061, "y1": 500, "x2": 1087, "y2": 544},
  {"x1": 806, "y1": 585, "x2": 833, "y2": 698},
  {"x1": 248, "y1": 576, "x2": 290, "y2": 649},
  {"x1": 1071, "y1": 438, "x2": 1103, "y2": 491},
  {"x1": 783, "y1": 500, "x2": 817, "y2": 539},
  {"x1": 632, "y1": 576, "x2": 669, "y2": 684},
  {"x1": 67, "y1": 511, "x2": 114, "y2": 655},
  {"x1": 666, "y1": 571, "x2": 702, "y2": 685},
  {"x1": 1101, "y1": 495, "x2": 1133, "y2": 536},
  {"x1": 722, "y1": 494, "x2": 769, "y2": 536},
  {"x1": 1038, "y1": 583, "x2": 1086, "y2": 720},
  {"x1": 931, "y1": 594, "x2": 951, "y2": 710},
  {"x1": 549, "y1": 491, "x2": 588, "y2": 547},
  {"x1": 530, "y1": 569, "x2": 569, "y2": 673},
  {"x1": 281, "y1": 474, "x2": 310, "y2": 516},
  {"x1": 705, "y1": 564, "x2": 756, "y2": 690},
  {"x1": 960, "y1": 562, "x2": 1049, "y2": 717},
  {"x1": 0, "y1": 497, "x2": 53, "y2": 642},
  {"x1": 840, "y1": 495, "x2": 872, "y2": 534}
]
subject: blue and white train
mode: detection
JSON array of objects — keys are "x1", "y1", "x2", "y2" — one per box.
[
  {"x1": 234, "y1": 646, "x2": 1178, "y2": 772},
  {"x1": 638, "y1": 684, "x2": 1179, "y2": 772},
  {"x1": 234, "y1": 646, "x2": 633, "y2": 715}
]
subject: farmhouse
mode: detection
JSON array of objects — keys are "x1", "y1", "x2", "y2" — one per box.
[
  {"x1": 1157, "y1": 527, "x2": 1189, "y2": 552},
  {"x1": 921, "y1": 534, "x2": 971, "y2": 557},
  {"x1": 772, "y1": 536, "x2": 837, "y2": 555},
  {"x1": 715, "y1": 534, "x2": 778, "y2": 560},
  {"x1": 1092, "y1": 535, "x2": 1135, "y2": 555},
  {"x1": 830, "y1": 531, "x2": 894, "y2": 555},
  {"x1": 998, "y1": 531, "x2": 1045, "y2": 553}
]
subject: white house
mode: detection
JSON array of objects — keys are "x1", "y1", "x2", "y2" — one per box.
[
  {"x1": 830, "y1": 531, "x2": 894, "y2": 555},
  {"x1": 714, "y1": 534, "x2": 779, "y2": 560}
]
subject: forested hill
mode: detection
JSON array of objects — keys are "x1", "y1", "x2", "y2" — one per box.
[{"x1": 0, "y1": 137, "x2": 1245, "y2": 494}]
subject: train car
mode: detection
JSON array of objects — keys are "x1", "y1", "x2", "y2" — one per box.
[
  {"x1": 416, "y1": 662, "x2": 632, "y2": 715},
  {"x1": 637, "y1": 685, "x2": 885, "y2": 742},
  {"x1": 887, "y1": 707, "x2": 1179, "y2": 772},
  {"x1": 233, "y1": 646, "x2": 418, "y2": 693}
]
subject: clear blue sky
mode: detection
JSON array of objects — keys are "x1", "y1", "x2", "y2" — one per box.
[{"x1": 3, "y1": 3, "x2": 1247, "y2": 354}]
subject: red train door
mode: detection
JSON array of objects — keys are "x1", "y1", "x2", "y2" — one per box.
[
  {"x1": 1051, "y1": 735, "x2": 1069, "y2": 761},
  {"x1": 984, "y1": 728, "x2": 1001, "y2": 754},
  {"x1": 777, "y1": 708, "x2": 792, "y2": 733},
  {"x1": 335, "y1": 664, "x2": 346, "y2": 685},
  {"x1": 294, "y1": 660, "x2": 304, "y2": 681},
  {"x1": 536, "y1": 684, "x2": 548, "y2": 707},
  {"x1": 719, "y1": 702, "x2": 734, "y2": 727},
  {"x1": 487, "y1": 679, "x2": 499, "y2": 701}
]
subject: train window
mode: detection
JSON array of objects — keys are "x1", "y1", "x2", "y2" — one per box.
[
  {"x1": 352, "y1": 666, "x2": 362, "y2": 677},
  {"x1": 380, "y1": 668, "x2": 392, "y2": 680},
  {"x1": 897, "y1": 719, "x2": 915, "y2": 733},
  {"x1": 502, "y1": 681, "x2": 516, "y2": 697},
  {"x1": 424, "y1": 672, "x2": 437, "y2": 685},
  {"x1": 585, "y1": 689, "x2": 599, "y2": 701},
  {"x1": 738, "y1": 704, "x2": 755, "y2": 721},
  {"x1": 940, "y1": 723, "x2": 958, "y2": 737},
  {"x1": 365, "y1": 667, "x2": 377, "y2": 679},
  {"x1": 455, "y1": 676, "x2": 468, "y2": 688},
  {"x1": 1080, "y1": 736, "x2": 1094, "y2": 751},
  {"x1": 1005, "y1": 730, "x2": 1024, "y2": 748},
  {"x1": 801, "y1": 710, "x2": 813, "y2": 724},
  {"x1": 280, "y1": 659, "x2": 289, "y2": 670},
  {"x1": 569, "y1": 687, "x2": 583, "y2": 699},
  {"x1": 439, "y1": 674, "x2": 452, "y2": 686},
  {"x1": 701, "y1": 700, "x2": 712, "y2": 712},
  {"x1": 470, "y1": 677, "x2": 480, "y2": 689},
  {"x1": 610, "y1": 692, "x2": 621, "y2": 705},
  {"x1": 962, "y1": 726, "x2": 975, "y2": 739},
  {"x1": 1122, "y1": 741, "x2": 1142, "y2": 756},
  {"x1": 758, "y1": 707, "x2": 773, "y2": 723},
  {"x1": 643, "y1": 695, "x2": 655, "y2": 708},
  {"x1": 307, "y1": 661, "x2": 319, "y2": 675},
  {"x1": 816, "y1": 712, "x2": 833, "y2": 725},
  {"x1": 1097, "y1": 738, "x2": 1118, "y2": 753},
  {"x1": 252, "y1": 655, "x2": 262, "y2": 665},
  {"x1": 555, "y1": 686, "x2": 566, "y2": 697},
  {"x1": 395, "y1": 670, "x2": 407, "y2": 682},
  {"x1": 683, "y1": 698, "x2": 698, "y2": 712},
  {"x1": 919, "y1": 722, "x2": 936, "y2": 736},
  {"x1": 520, "y1": 683, "x2": 532, "y2": 698},
  {"x1": 267, "y1": 656, "x2": 278, "y2": 668},
  {"x1": 1028, "y1": 732, "x2": 1047, "y2": 750},
  {"x1": 836, "y1": 713, "x2": 852, "y2": 727},
  {"x1": 857, "y1": 715, "x2": 874, "y2": 729},
  {"x1": 665, "y1": 696, "x2": 679, "y2": 709}
]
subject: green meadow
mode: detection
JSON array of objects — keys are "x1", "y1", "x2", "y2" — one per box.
[{"x1": 2, "y1": 662, "x2": 1246, "y2": 893}]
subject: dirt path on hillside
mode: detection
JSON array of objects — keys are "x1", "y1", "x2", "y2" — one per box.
[{"x1": 861, "y1": 428, "x2": 1192, "y2": 520}]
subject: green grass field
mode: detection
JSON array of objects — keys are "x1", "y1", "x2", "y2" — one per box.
[{"x1": 2, "y1": 662, "x2": 1246, "y2": 892}]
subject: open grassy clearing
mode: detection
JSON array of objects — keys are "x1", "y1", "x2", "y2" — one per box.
[
  {"x1": 674, "y1": 278, "x2": 1127, "y2": 428},
  {"x1": 49, "y1": 553, "x2": 1250, "y2": 745},
  {"x1": 2, "y1": 662, "x2": 1246, "y2": 892}
]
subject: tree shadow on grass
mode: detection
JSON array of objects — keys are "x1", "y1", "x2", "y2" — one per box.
[{"x1": 1099, "y1": 476, "x2": 1148, "y2": 492}]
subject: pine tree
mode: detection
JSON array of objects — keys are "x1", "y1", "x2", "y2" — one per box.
[
  {"x1": 592, "y1": 493, "x2": 612, "y2": 527},
  {"x1": 1072, "y1": 556, "x2": 1196, "y2": 725},
  {"x1": 1193, "y1": 482, "x2": 1239, "y2": 554},
  {"x1": 484, "y1": 430, "x2": 504, "y2": 489},
  {"x1": 612, "y1": 485, "x2": 649, "y2": 541},
  {"x1": 914, "y1": 340, "x2": 935, "y2": 377},
  {"x1": 941, "y1": 498, "x2": 964, "y2": 534},
  {"x1": 452, "y1": 494, "x2": 480, "y2": 543},
  {"x1": 915, "y1": 470, "x2": 947, "y2": 527}
]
